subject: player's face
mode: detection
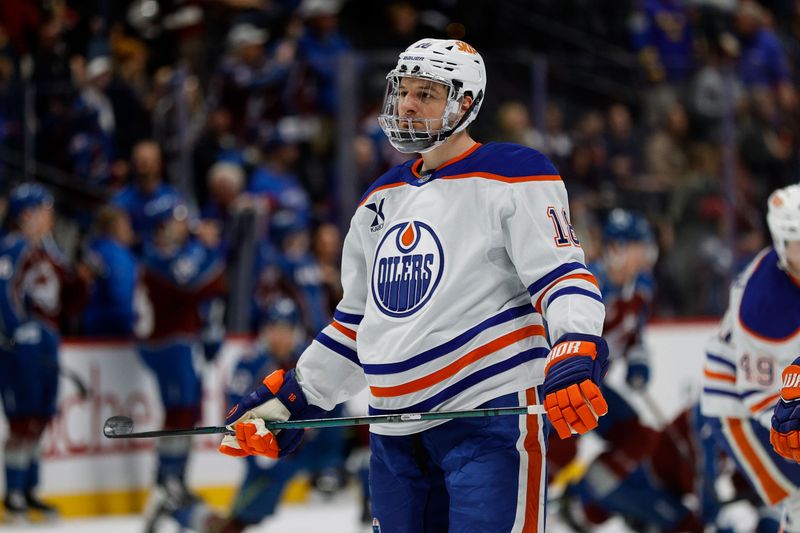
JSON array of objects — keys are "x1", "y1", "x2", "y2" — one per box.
[
  {"x1": 396, "y1": 77, "x2": 449, "y2": 130},
  {"x1": 20, "y1": 204, "x2": 54, "y2": 242},
  {"x1": 608, "y1": 241, "x2": 650, "y2": 281},
  {"x1": 265, "y1": 323, "x2": 298, "y2": 361},
  {"x1": 784, "y1": 240, "x2": 800, "y2": 274}
]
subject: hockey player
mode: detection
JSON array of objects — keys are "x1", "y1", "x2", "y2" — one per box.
[
  {"x1": 701, "y1": 184, "x2": 800, "y2": 532},
  {"x1": 0, "y1": 183, "x2": 87, "y2": 521},
  {"x1": 136, "y1": 193, "x2": 226, "y2": 531},
  {"x1": 218, "y1": 38, "x2": 609, "y2": 533},
  {"x1": 552, "y1": 210, "x2": 702, "y2": 531}
]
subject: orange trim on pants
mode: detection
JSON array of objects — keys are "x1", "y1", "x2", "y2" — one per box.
[
  {"x1": 726, "y1": 417, "x2": 790, "y2": 505},
  {"x1": 522, "y1": 387, "x2": 543, "y2": 533}
]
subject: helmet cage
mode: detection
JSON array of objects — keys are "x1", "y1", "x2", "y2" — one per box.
[{"x1": 377, "y1": 71, "x2": 480, "y2": 154}]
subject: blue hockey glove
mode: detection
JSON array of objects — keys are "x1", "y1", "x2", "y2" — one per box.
[
  {"x1": 543, "y1": 333, "x2": 609, "y2": 439},
  {"x1": 219, "y1": 369, "x2": 314, "y2": 458},
  {"x1": 625, "y1": 346, "x2": 650, "y2": 391},
  {"x1": 771, "y1": 361, "x2": 800, "y2": 462}
]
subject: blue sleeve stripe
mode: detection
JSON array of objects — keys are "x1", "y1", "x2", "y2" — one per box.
[
  {"x1": 545, "y1": 286, "x2": 603, "y2": 309},
  {"x1": 706, "y1": 353, "x2": 737, "y2": 372},
  {"x1": 315, "y1": 332, "x2": 361, "y2": 367},
  {"x1": 702, "y1": 387, "x2": 741, "y2": 399},
  {"x1": 527, "y1": 262, "x2": 586, "y2": 297},
  {"x1": 367, "y1": 347, "x2": 548, "y2": 415},
  {"x1": 362, "y1": 303, "x2": 535, "y2": 375},
  {"x1": 333, "y1": 310, "x2": 363, "y2": 325}
]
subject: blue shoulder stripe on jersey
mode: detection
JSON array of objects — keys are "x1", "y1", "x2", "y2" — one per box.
[
  {"x1": 739, "y1": 249, "x2": 800, "y2": 340},
  {"x1": 367, "y1": 347, "x2": 548, "y2": 415},
  {"x1": 438, "y1": 143, "x2": 559, "y2": 179},
  {"x1": 702, "y1": 387, "x2": 740, "y2": 399},
  {"x1": 358, "y1": 161, "x2": 414, "y2": 205},
  {"x1": 739, "y1": 389, "x2": 762, "y2": 398},
  {"x1": 545, "y1": 286, "x2": 603, "y2": 310},
  {"x1": 527, "y1": 262, "x2": 587, "y2": 297},
  {"x1": 706, "y1": 353, "x2": 737, "y2": 372},
  {"x1": 361, "y1": 303, "x2": 536, "y2": 375},
  {"x1": 333, "y1": 310, "x2": 363, "y2": 325},
  {"x1": 315, "y1": 332, "x2": 361, "y2": 367}
]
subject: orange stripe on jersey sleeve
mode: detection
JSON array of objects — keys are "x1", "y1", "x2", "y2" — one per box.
[
  {"x1": 331, "y1": 320, "x2": 357, "y2": 341},
  {"x1": 749, "y1": 393, "x2": 780, "y2": 414},
  {"x1": 441, "y1": 172, "x2": 562, "y2": 184},
  {"x1": 534, "y1": 273, "x2": 599, "y2": 313},
  {"x1": 703, "y1": 368, "x2": 736, "y2": 384},
  {"x1": 370, "y1": 325, "x2": 545, "y2": 398},
  {"x1": 726, "y1": 417, "x2": 789, "y2": 504}
]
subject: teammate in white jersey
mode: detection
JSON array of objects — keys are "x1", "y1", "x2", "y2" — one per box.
[
  {"x1": 217, "y1": 38, "x2": 608, "y2": 533},
  {"x1": 701, "y1": 184, "x2": 800, "y2": 533}
]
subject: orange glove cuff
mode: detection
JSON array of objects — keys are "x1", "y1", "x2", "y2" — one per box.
[
  {"x1": 781, "y1": 365, "x2": 800, "y2": 401},
  {"x1": 544, "y1": 340, "x2": 598, "y2": 376}
]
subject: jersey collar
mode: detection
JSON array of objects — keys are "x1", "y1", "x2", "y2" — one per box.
[{"x1": 409, "y1": 143, "x2": 483, "y2": 184}]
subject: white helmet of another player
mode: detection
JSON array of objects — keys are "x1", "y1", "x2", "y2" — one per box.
[
  {"x1": 767, "y1": 184, "x2": 800, "y2": 271},
  {"x1": 378, "y1": 38, "x2": 486, "y2": 154}
]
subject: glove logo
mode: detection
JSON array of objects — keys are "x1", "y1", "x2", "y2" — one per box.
[{"x1": 371, "y1": 220, "x2": 444, "y2": 318}]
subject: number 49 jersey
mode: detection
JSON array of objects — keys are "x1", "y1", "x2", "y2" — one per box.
[
  {"x1": 701, "y1": 248, "x2": 800, "y2": 425},
  {"x1": 295, "y1": 142, "x2": 605, "y2": 435}
]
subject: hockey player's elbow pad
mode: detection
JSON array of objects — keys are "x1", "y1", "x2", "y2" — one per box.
[
  {"x1": 219, "y1": 369, "x2": 312, "y2": 458},
  {"x1": 771, "y1": 360, "x2": 800, "y2": 463},
  {"x1": 542, "y1": 334, "x2": 609, "y2": 439}
]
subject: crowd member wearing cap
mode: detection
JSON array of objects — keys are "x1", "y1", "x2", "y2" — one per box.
[
  {"x1": 0, "y1": 183, "x2": 91, "y2": 521},
  {"x1": 209, "y1": 22, "x2": 294, "y2": 138},
  {"x1": 134, "y1": 193, "x2": 227, "y2": 532}
]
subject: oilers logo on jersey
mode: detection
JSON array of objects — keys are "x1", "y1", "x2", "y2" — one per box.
[{"x1": 371, "y1": 220, "x2": 444, "y2": 318}]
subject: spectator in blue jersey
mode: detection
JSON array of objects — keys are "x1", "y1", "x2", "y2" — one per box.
[
  {"x1": 111, "y1": 140, "x2": 182, "y2": 242},
  {"x1": 255, "y1": 210, "x2": 330, "y2": 336},
  {"x1": 247, "y1": 121, "x2": 310, "y2": 220},
  {"x1": 81, "y1": 206, "x2": 138, "y2": 337},
  {"x1": 135, "y1": 193, "x2": 227, "y2": 532},
  {"x1": 292, "y1": 0, "x2": 351, "y2": 115},
  {"x1": 734, "y1": 0, "x2": 796, "y2": 110},
  {"x1": 631, "y1": 0, "x2": 695, "y2": 85},
  {"x1": 630, "y1": 0, "x2": 696, "y2": 127},
  {"x1": 0, "y1": 183, "x2": 62, "y2": 521},
  {"x1": 209, "y1": 23, "x2": 294, "y2": 138},
  {"x1": 551, "y1": 210, "x2": 702, "y2": 531}
]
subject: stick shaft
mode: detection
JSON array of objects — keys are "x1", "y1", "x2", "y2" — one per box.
[
  {"x1": 267, "y1": 405, "x2": 546, "y2": 430},
  {"x1": 104, "y1": 405, "x2": 546, "y2": 439}
]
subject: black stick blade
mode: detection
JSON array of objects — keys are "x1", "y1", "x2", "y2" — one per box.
[{"x1": 104, "y1": 416, "x2": 134, "y2": 438}]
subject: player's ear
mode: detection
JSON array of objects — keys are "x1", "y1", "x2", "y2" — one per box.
[{"x1": 460, "y1": 94, "x2": 474, "y2": 114}]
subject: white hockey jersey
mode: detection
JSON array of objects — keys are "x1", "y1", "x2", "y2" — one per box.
[
  {"x1": 296, "y1": 142, "x2": 605, "y2": 435},
  {"x1": 701, "y1": 248, "x2": 800, "y2": 426}
]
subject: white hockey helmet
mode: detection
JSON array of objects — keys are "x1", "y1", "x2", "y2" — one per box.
[
  {"x1": 378, "y1": 38, "x2": 486, "y2": 154},
  {"x1": 767, "y1": 184, "x2": 800, "y2": 271}
]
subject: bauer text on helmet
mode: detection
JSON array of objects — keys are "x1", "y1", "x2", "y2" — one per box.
[{"x1": 378, "y1": 39, "x2": 486, "y2": 154}]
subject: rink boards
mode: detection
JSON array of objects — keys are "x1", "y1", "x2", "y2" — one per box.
[{"x1": 0, "y1": 321, "x2": 718, "y2": 517}]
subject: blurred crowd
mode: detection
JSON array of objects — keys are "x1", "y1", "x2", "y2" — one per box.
[{"x1": 1, "y1": 0, "x2": 800, "y2": 333}]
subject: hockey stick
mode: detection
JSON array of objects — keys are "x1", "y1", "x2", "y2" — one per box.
[{"x1": 103, "y1": 404, "x2": 547, "y2": 439}]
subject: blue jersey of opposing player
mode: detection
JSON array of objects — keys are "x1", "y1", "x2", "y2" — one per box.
[
  {"x1": 589, "y1": 209, "x2": 655, "y2": 361},
  {"x1": 139, "y1": 239, "x2": 225, "y2": 341}
]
